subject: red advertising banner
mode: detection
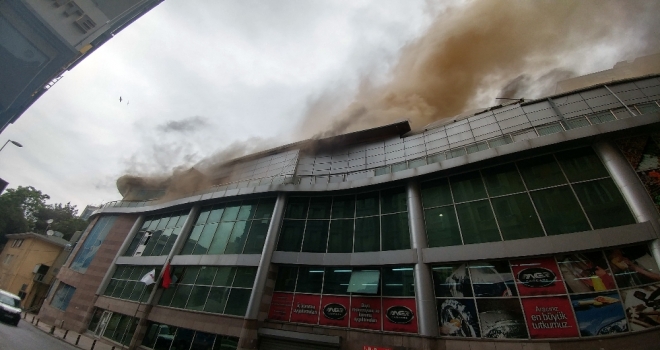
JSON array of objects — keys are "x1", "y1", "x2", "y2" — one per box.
[
  {"x1": 350, "y1": 297, "x2": 382, "y2": 330},
  {"x1": 319, "y1": 295, "x2": 350, "y2": 327},
  {"x1": 268, "y1": 292, "x2": 293, "y2": 321},
  {"x1": 382, "y1": 298, "x2": 418, "y2": 333},
  {"x1": 521, "y1": 296, "x2": 579, "y2": 339},
  {"x1": 510, "y1": 257, "x2": 566, "y2": 296},
  {"x1": 290, "y1": 294, "x2": 321, "y2": 324}
]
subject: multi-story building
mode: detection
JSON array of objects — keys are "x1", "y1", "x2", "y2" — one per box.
[
  {"x1": 39, "y1": 74, "x2": 660, "y2": 349},
  {"x1": 0, "y1": 0, "x2": 163, "y2": 133}
]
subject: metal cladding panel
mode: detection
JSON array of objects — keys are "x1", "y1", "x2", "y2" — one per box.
[
  {"x1": 366, "y1": 154, "x2": 385, "y2": 164},
  {"x1": 405, "y1": 144, "x2": 427, "y2": 156},
  {"x1": 633, "y1": 77, "x2": 660, "y2": 88},
  {"x1": 472, "y1": 123, "x2": 502, "y2": 137},
  {"x1": 493, "y1": 104, "x2": 525, "y2": 121},
  {"x1": 609, "y1": 83, "x2": 649, "y2": 104},
  {"x1": 385, "y1": 142, "x2": 404, "y2": 153},
  {"x1": 366, "y1": 145, "x2": 385, "y2": 157},
  {"x1": 385, "y1": 149, "x2": 405, "y2": 160},
  {"x1": 445, "y1": 120, "x2": 471, "y2": 136},
  {"x1": 474, "y1": 129, "x2": 504, "y2": 142},
  {"x1": 583, "y1": 95, "x2": 622, "y2": 112},
  {"x1": 498, "y1": 114, "x2": 531, "y2": 130},
  {"x1": 469, "y1": 113, "x2": 497, "y2": 129},
  {"x1": 556, "y1": 100, "x2": 593, "y2": 118},
  {"x1": 424, "y1": 129, "x2": 448, "y2": 143}
]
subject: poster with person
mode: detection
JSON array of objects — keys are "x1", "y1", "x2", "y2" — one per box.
[
  {"x1": 556, "y1": 251, "x2": 616, "y2": 293},
  {"x1": 606, "y1": 245, "x2": 660, "y2": 288},
  {"x1": 437, "y1": 298, "x2": 480, "y2": 337},
  {"x1": 431, "y1": 264, "x2": 472, "y2": 297},
  {"x1": 620, "y1": 283, "x2": 660, "y2": 331}
]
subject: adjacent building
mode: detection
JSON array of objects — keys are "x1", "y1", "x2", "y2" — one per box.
[
  {"x1": 0, "y1": 0, "x2": 163, "y2": 133},
  {"x1": 39, "y1": 74, "x2": 660, "y2": 349}
]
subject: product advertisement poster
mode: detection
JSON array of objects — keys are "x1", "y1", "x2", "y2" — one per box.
[
  {"x1": 570, "y1": 291, "x2": 628, "y2": 336},
  {"x1": 437, "y1": 298, "x2": 480, "y2": 337},
  {"x1": 382, "y1": 298, "x2": 418, "y2": 333},
  {"x1": 289, "y1": 294, "x2": 321, "y2": 324},
  {"x1": 556, "y1": 252, "x2": 616, "y2": 293},
  {"x1": 620, "y1": 283, "x2": 660, "y2": 331},
  {"x1": 521, "y1": 296, "x2": 579, "y2": 338},
  {"x1": 350, "y1": 296, "x2": 382, "y2": 330},
  {"x1": 510, "y1": 257, "x2": 566, "y2": 296},
  {"x1": 606, "y1": 245, "x2": 660, "y2": 288},
  {"x1": 268, "y1": 292, "x2": 293, "y2": 321},
  {"x1": 431, "y1": 264, "x2": 472, "y2": 297},
  {"x1": 476, "y1": 298, "x2": 528, "y2": 339},
  {"x1": 469, "y1": 261, "x2": 517, "y2": 297},
  {"x1": 319, "y1": 295, "x2": 350, "y2": 327}
]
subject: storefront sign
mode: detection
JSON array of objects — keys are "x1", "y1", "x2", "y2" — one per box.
[
  {"x1": 511, "y1": 257, "x2": 566, "y2": 296},
  {"x1": 289, "y1": 294, "x2": 321, "y2": 324},
  {"x1": 521, "y1": 296, "x2": 579, "y2": 338},
  {"x1": 382, "y1": 298, "x2": 418, "y2": 333},
  {"x1": 350, "y1": 297, "x2": 382, "y2": 330},
  {"x1": 268, "y1": 292, "x2": 293, "y2": 321},
  {"x1": 319, "y1": 295, "x2": 350, "y2": 327}
]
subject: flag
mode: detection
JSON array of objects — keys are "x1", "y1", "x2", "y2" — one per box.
[
  {"x1": 162, "y1": 263, "x2": 172, "y2": 289},
  {"x1": 140, "y1": 269, "x2": 156, "y2": 285}
]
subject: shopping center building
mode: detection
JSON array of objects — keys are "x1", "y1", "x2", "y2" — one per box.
[{"x1": 38, "y1": 74, "x2": 660, "y2": 350}]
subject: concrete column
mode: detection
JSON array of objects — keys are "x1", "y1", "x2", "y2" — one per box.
[
  {"x1": 96, "y1": 215, "x2": 145, "y2": 295},
  {"x1": 593, "y1": 141, "x2": 660, "y2": 266},
  {"x1": 407, "y1": 181, "x2": 439, "y2": 337}
]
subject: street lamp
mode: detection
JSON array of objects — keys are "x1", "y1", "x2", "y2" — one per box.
[{"x1": 0, "y1": 139, "x2": 23, "y2": 153}]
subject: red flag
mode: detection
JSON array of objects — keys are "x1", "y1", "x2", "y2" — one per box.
[{"x1": 162, "y1": 263, "x2": 172, "y2": 289}]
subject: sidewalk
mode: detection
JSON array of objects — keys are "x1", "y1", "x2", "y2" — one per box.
[{"x1": 23, "y1": 313, "x2": 121, "y2": 350}]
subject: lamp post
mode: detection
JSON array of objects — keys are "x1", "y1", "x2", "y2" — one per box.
[{"x1": 0, "y1": 139, "x2": 23, "y2": 153}]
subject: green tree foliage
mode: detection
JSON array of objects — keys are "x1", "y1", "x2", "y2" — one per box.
[{"x1": 0, "y1": 186, "x2": 88, "y2": 244}]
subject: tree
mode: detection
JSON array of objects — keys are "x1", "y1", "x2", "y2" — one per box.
[{"x1": 0, "y1": 186, "x2": 86, "y2": 244}]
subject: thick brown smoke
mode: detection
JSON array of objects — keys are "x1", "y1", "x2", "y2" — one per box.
[{"x1": 298, "y1": 0, "x2": 660, "y2": 138}]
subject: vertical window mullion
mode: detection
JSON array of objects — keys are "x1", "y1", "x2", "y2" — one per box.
[
  {"x1": 514, "y1": 162, "x2": 549, "y2": 237},
  {"x1": 553, "y1": 154, "x2": 594, "y2": 230},
  {"x1": 446, "y1": 177, "x2": 465, "y2": 245},
  {"x1": 479, "y1": 169, "x2": 504, "y2": 242}
]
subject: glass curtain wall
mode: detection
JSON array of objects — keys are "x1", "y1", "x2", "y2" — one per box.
[
  {"x1": 70, "y1": 216, "x2": 118, "y2": 272},
  {"x1": 421, "y1": 147, "x2": 635, "y2": 247},
  {"x1": 103, "y1": 265, "x2": 161, "y2": 302},
  {"x1": 141, "y1": 321, "x2": 238, "y2": 350},
  {"x1": 123, "y1": 210, "x2": 190, "y2": 257}
]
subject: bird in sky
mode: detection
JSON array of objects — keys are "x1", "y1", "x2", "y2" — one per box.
[{"x1": 119, "y1": 96, "x2": 123, "y2": 102}]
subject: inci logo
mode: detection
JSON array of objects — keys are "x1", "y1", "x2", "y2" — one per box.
[
  {"x1": 386, "y1": 306, "x2": 414, "y2": 324},
  {"x1": 518, "y1": 267, "x2": 556, "y2": 288},
  {"x1": 323, "y1": 303, "x2": 347, "y2": 320}
]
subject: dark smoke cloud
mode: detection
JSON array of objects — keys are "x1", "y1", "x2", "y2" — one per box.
[
  {"x1": 157, "y1": 116, "x2": 210, "y2": 133},
  {"x1": 297, "y1": 0, "x2": 660, "y2": 138}
]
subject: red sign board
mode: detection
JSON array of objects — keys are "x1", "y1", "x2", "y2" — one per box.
[
  {"x1": 510, "y1": 257, "x2": 566, "y2": 296},
  {"x1": 289, "y1": 294, "x2": 321, "y2": 324},
  {"x1": 521, "y1": 296, "x2": 579, "y2": 339},
  {"x1": 350, "y1": 297, "x2": 382, "y2": 330},
  {"x1": 319, "y1": 295, "x2": 350, "y2": 327},
  {"x1": 268, "y1": 292, "x2": 293, "y2": 321},
  {"x1": 382, "y1": 298, "x2": 418, "y2": 333}
]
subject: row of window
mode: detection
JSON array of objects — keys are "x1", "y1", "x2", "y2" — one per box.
[
  {"x1": 124, "y1": 210, "x2": 189, "y2": 257},
  {"x1": 156, "y1": 266, "x2": 257, "y2": 316},
  {"x1": 10, "y1": 239, "x2": 24, "y2": 248},
  {"x1": 51, "y1": 283, "x2": 76, "y2": 310},
  {"x1": 421, "y1": 148, "x2": 635, "y2": 247},
  {"x1": 277, "y1": 188, "x2": 410, "y2": 253},
  {"x1": 104, "y1": 265, "x2": 160, "y2": 302},
  {"x1": 87, "y1": 310, "x2": 138, "y2": 346},
  {"x1": 142, "y1": 321, "x2": 238, "y2": 350}
]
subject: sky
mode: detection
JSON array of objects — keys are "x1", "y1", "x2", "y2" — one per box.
[{"x1": 0, "y1": 0, "x2": 658, "y2": 212}]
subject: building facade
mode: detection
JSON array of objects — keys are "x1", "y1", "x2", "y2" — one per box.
[
  {"x1": 39, "y1": 75, "x2": 660, "y2": 349},
  {"x1": 0, "y1": 0, "x2": 163, "y2": 133}
]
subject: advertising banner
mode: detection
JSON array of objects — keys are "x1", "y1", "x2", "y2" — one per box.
[
  {"x1": 570, "y1": 291, "x2": 628, "y2": 336},
  {"x1": 319, "y1": 295, "x2": 350, "y2": 328},
  {"x1": 431, "y1": 264, "x2": 472, "y2": 297},
  {"x1": 606, "y1": 245, "x2": 660, "y2": 288},
  {"x1": 469, "y1": 261, "x2": 517, "y2": 297},
  {"x1": 350, "y1": 296, "x2": 382, "y2": 330},
  {"x1": 289, "y1": 294, "x2": 321, "y2": 324},
  {"x1": 476, "y1": 298, "x2": 528, "y2": 339},
  {"x1": 620, "y1": 283, "x2": 660, "y2": 331},
  {"x1": 382, "y1": 298, "x2": 418, "y2": 333},
  {"x1": 437, "y1": 298, "x2": 480, "y2": 337},
  {"x1": 510, "y1": 257, "x2": 566, "y2": 296},
  {"x1": 268, "y1": 292, "x2": 293, "y2": 321},
  {"x1": 521, "y1": 296, "x2": 579, "y2": 338},
  {"x1": 557, "y1": 252, "x2": 616, "y2": 293}
]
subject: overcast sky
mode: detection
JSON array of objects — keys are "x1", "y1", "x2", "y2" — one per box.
[{"x1": 0, "y1": 0, "x2": 658, "y2": 212}]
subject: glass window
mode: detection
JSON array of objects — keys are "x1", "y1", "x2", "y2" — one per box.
[
  {"x1": 491, "y1": 194, "x2": 545, "y2": 240},
  {"x1": 354, "y1": 216, "x2": 380, "y2": 252},
  {"x1": 555, "y1": 147, "x2": 609, "y2": 182},
  {"x1": 224, "y1": 289, "x2": 251, "y2": 316},
  {"x1": 450, "y1": 171, "x2": 488, "y2": 202},
  {"x1": 221, "y1": 204, "x2": 241, "y2": 221},
  {"x1": 456, "y1": 200, "x2": 501, "y2": 244},
  {"x1": 254, "y1": 198, "x2": 276, "y2": 220},
  {"x1": 381, "y1": 213, "x2": 410, "y2": 251},
  {"x1": 381, "y1": 187, "x2": 407, "y2": 214},
  {"x1": 232, "y1": 267, "x2": 257, "y2": 288},
  {"x1": 237, "y1": 200, "x2": 258, "y2": 221},
  {"x1": 51, "y1": 283, "x2": 76, "y2": 310},
  {"x1": 421, "y1": 178, "x2": 453, "y2": 208},
  {"x1": 356, "y1": 192, "x2": 379, "y2": 217},
  {"x1": 327, "y1": 219, "x2": 354, "y2": 253},
  {"x1": 572, "y1": 179, "x2": 636, "y2": 229},
  {"x1": 206, "y1": 208, "x2": 224, "y2": 224},
  {"x1": 432, "y1": 264, "x2": 472, "y2": 297},
  {"x1": 517, "y1": 155, "x2": 566, "y2": 190},
  {"x1": 212, "y1": 267, "x2": 236, "y2": 286},
  {"x1": 71, "y1": 216, "x2": 117, "y2": 272},
  {"x1": 382, "y1": 266, "x2": 414, "y2": 297},
  {"x1": 347, "y1": 270, "x2": 380, "y2": 294},
  {"x1": 531, "y1": 186, "x2": 591, "y2": 235},
  {"x1": 322, "y1": 268, "x2": 352, "y2": 295},
  {"x1": 196, "y1": 267, "x2": 217, "y2": 285},
  {"x1": 207, "y1": 222, "x2": 233, "y2": 254},
  {"x1": 296, "y1": 267, "x2": 324, "y2": 294},
  {"x1": 186, "y1": 286, "x2": 210, "y2": 310},
  {"x1": 482, "y1": 163, "x2": 526, "y2": 196},
  {"x1": 274, "y1": 266, "x2": 298, "y2": 292},
  {"x1": 242, "y1": 220, "x2": 270, "y2": 254},
  {"x1": 204, "y1": 287, "x2": 229, "y2": 314},
  {"x1": 277, "y1": 220, "x2": 305, "y2": 252},
  {"x1": 308, "y1": 197, "x2": 332, "y2": 219},
  {"x1": 331, "y1": 195, "x2": 355, "y2": 219},
  {"x1": 170, "y1": 284, "x2": 192, "y2": 309},
  {"x1": 224, "y1": 221, "x2": 249, "y2": 254},
  {"x1": 180, "y1": 225, "x2": 203, "y2": 255},
  {"x1": 285, "y1": 198, "x2": 309, "y2": 219},
  {"x1": 193, "y1": 223, "x2": 218, "y2": 255},
  {"x1": 301, "y1": 220, "x2": 330, "y2": 253},
  {"x1": 424, "y1": 206, "x2": 461, "y2": 247}
]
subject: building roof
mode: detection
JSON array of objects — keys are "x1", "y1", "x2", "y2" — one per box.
[{"x1": 5, "y1": 232, "x2": 69, "y2": 248}]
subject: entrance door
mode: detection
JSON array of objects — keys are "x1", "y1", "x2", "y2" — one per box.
[{"x1": 94, "y1": 311, "x2": 113, "y2": 337}]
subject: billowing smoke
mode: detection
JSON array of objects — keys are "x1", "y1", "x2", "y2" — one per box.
[{"x1": 297, "y1": 0, "x2": 660, "y2": 138}]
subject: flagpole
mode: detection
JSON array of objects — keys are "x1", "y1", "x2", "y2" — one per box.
[{"x1": 120, "y1": 285, "x2": 147, "y2": 350}]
